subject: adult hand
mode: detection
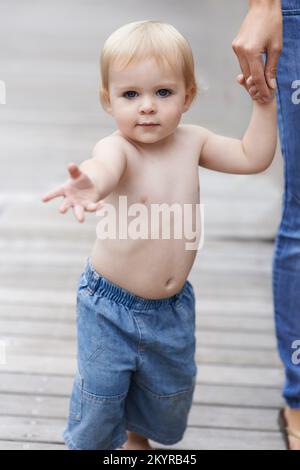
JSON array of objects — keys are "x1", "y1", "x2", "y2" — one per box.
[{"x1": 232, "y1": 0, "x2": 282, "y2": 104}]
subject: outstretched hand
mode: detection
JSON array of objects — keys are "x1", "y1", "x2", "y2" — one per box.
[{"x1": 41, "y1": 163, "x2": 103, "y2": 223}]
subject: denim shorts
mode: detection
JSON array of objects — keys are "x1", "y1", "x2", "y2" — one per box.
[{"x1": 62, "y1": 257, "x2": 197, "y2": 450}]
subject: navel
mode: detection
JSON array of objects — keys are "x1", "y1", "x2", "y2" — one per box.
[{"x1": 165, "y1": 277, "x2": 174, "y2": 287}]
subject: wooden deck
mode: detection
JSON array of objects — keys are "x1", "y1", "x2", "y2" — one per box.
[{"x1": 0, "y1": 200, "x2": 285, "y2": 450}]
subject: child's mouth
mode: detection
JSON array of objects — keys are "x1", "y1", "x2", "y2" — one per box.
[{"x1": 137, "y1": 123, "x2": 160, "y2": 127}]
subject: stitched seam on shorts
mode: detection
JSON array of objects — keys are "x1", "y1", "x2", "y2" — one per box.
[
  {"x1": 287, "y1": 188, "x2": 300, "y2": 206},
  {"x1": 63, "y1": 431, "x2": 84, "y2": 450},
  {"x1": 125, "y1": 420, "x2": 184, "y2": 444},
  {"x1": 133, "y1": 378, "x2": 195, "y2": 399},
  {"x1": 282, "y1": 9, "x2": 300, "y2": 15},
  {"x1": 130, "y1": 312, "x2": 144, "y2": 353},
  {"x1": 110, "y1": 434, "x2": 128, "y2": 450},
  {"x1": 82, "y1": 388, "x2": 127, "y2": 403}
]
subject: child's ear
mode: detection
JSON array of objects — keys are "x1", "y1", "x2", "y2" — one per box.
[
  {"x1": 100, "y1": 90, "x2": 113, "y2": 115},
  {"x1": 104, "y1": 103, "x2": 113, "y2": 115},
  {"x1": 182, "y1": 86, "x2": 195, "y2": 112},
  {"x1": 102, "y1": 101, "x2": 113, "y2": 116}
]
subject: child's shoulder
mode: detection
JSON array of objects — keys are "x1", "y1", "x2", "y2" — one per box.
[
  {"x1": 91, "y1": 125, "x2": 209, "y2": 155},
  {"x1": 179, "y1": 123, "x2": 208, "y2": 138},
  {"x1": 93, "y1": 132, "x2": 125, "y2": 148},
  {"x1": 91, "y1": 132, "x2": 126, "y2": 157}
]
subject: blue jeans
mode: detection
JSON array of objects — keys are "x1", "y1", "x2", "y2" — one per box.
[
  {"x1": 63, "y1": 258, "x2": 197, "y2": 450},
  {"x1": 272, "y1": 0, "x2": 300, "y2": 408}
]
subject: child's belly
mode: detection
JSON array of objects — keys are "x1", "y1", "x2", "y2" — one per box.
[
  {"x1": 90, "y1": 236, "x2": 198, "y2": 299},
  {"x1": 91, "y1": 199, "x2": 201, "y2": 299}
]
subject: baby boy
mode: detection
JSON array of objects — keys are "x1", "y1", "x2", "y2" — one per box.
[{"x1": 42, "y1": 20, "x2": 277, "y2": 450}]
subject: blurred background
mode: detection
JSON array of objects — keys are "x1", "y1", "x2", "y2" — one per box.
[{"x1": 0, "y1": 0, "x2": 285, "y2": 449}]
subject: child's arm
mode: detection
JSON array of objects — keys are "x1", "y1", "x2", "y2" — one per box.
[
  {"x1": 42, "y1": 137, "x2": 127, "y2": 223},
  {"x1": 79, "y1": 137, "x2": 127, "y2": 196},
  {"x1": 198, "y1": 79, "x2": 277, "y2": 174}
]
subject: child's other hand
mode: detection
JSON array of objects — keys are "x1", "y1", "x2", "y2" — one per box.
[
  {"x1": 236, "y1": 73, "x2": 276, "y2": 104},
  {"x1": 41, "y1": 163, "x2": 102, "y2": 223}
]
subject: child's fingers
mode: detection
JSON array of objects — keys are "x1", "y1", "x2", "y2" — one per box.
[
  {"x1": 236, "y1": 73, "x2": 267, "y2": 103},
  {"x1": 249, "y1": 86, "x2": 258, "y2": 95},
  {"x1": 236, "y1": 74, "x2": 249, "y2": 93},
  {"x1": 83, "y1": 200, "x2": 105, "y2": 212},
  {"x1": 253, "y1": 92, "x2": 265, "y2": 103},
  {"x1": 246, "y1": 75, "x2": 253, "y2": 87},
  {"x1": 41, "y1": 187, "x2": 64, "y2": 202},
  {"x1": 59, "y1": 198, "x2": 71, "y2": 213},
  {"x1": 73, "y1": 204, "x2": 85, "y2": 223},
  {"x1": 85, "y1": 202, "x2": 99, "y2": 211},
  {"x1": 67, "y1": 163, "x2": 81, "y2": 179}
]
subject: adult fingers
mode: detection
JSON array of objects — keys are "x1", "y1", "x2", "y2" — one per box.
[
  {"x1": 264, "y1": 46, "x2": 281, "y2": 90},
  {"x1": 232, "y1": 41, "x2": 251, "y2": 84},
  {"x1": 248, "y1": 54, "x2": 273, "y2": 101}
]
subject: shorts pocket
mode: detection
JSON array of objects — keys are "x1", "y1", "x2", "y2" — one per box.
[
  {"x1": 69, "y1": 371, "x2": 83, "y2": 422},
  {"x1": 76, "y1": 293, "x2": 104, "y2": 363},
  {"x1": 176, "y1": 280, "x2": 195, "y2": 313},
  {"x1": 77, "y1": 272, "x2": 93, "y2": 297}
]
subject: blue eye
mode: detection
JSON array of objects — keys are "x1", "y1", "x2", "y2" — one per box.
[
  {"x1": 122, "y1": 89, "x2": 173, "y2": 99},
  {"x1": 157, "y1": 89, "x2": 172, "y2": 97},
  {"x1": 123, "y1": 91, "x2": 137, "y2": 99}
]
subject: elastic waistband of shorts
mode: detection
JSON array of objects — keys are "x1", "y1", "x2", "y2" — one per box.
[
  {"x1": 281, "y1": 0, "x2": 300, "y2": 12},
  {"x1": 82, "y1": 257, "x2": 189, "y2": 311}
]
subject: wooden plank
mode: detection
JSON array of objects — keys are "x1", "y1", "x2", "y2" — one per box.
[
  {"x1": 0, "y1": 242, "x2": 274, "y2": 271},
  {"x1": 187, "y1": 405, "x2": 280, "y2": 431},
  {"x1": 0, "y1": 315, "x2": 276, "y2": 336},
  {"x1": 0, "y1": 406, "x2": 284, "y2": 444},
  {"x1": 0, "y1": 401, "x2": 284, "y2": 437},
  {"x1": 193, "y1": 384, "x2": 283, "y2": 408},
  {"x1": 0, "y1": 284, "x2": 273, "y2": 308},
  {"x1": 0, "y1": 394, "x2": 68, "y2": 419},
  {"x1": 198, "y1": 347, "x2": 281, "y2": 367},
  {"x1": 0, "y1": 441, "x2": 65, "y2": 450},
  {"x1": 196, "y1": 299, "x2": 273, "y2": 317},
  {"x1": 198, "y1": 365, "x2": 284, "y2": 388},
  {"x1": 0, "y1": 267, "x2": 273, "y2": 295},
  {"x1": 0, "y1": 345, "x2": 282, "y2": 371},
  {"x1": 0, "y1": 299, "x2": 275, "y2": 320},
  {"x1": 0, "y1": 372, "x2": 71, "y2": 396},
  {"x1": 0, "y1": 355, "x2": 76, "y2": 375},
  {"x1": 0, "y1": 416, "x2": 65, "y2": 443},
  {"x1": 0, "y1": 373, "x2": 282, "y2": 407},
  {"x1": 156, "y1": 427, "x2": 284, "y2": 450},
  {"x1": 0, "y1": 330, "x2": 277, "y2": 357},
  {"x1": 0, "y1": 384, "x2": 283, "y2": 419},
  {"x1": 0, "y1": 313, "x2": 276, "y2": 336},
  {"x1": 0, "y1": 359, "x2": 284, "y2": 388},
  {"x1": 0, "y1": 417, "x2": 284, "y2": 450}
]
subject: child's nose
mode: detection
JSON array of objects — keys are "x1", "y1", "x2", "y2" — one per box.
[{"x1": 139, "y1": 97, "x2": 156, "y2": 113}]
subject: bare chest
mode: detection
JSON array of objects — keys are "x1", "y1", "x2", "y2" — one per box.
[{"x1": 114, "y1": 127, "x2": 201, "y2": 206}]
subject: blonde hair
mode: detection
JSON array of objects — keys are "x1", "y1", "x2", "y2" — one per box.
[{"x1": 99, "y1": 20, "x2": 199, "y2": 109}]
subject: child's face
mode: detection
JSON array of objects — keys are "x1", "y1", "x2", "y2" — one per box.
[{"x1": 105, "y1": 57, "x2": 192, "y2": 145}]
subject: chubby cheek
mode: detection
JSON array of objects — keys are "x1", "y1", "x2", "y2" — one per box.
[
  {"x1": 161, "y1": 102, "x2": 182, "y2": 127},
  {"x1": 114, "y1": 108, "x2": 135, "y2": 131}
]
